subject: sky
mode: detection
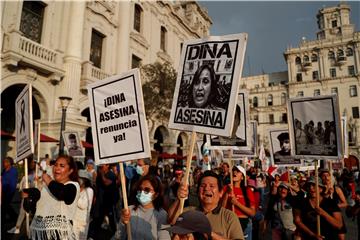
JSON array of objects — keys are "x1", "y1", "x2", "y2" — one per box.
[{"x1": 199, "y1": 1, "x2": 360, "y2": 76}]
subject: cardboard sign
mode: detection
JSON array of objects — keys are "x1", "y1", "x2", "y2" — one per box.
[
  {"x1": 288, "y1": 95, "x2": 342, "y2": 159},
  {"x1": 15, "y1": 84, "x2": 34, "y2": 162},
  {"x1": 87, "y1": 69, "x2": 151, "y2": 164},
  {"x1": 169, "y1": 33, "x2": 248, "y2": 136}
]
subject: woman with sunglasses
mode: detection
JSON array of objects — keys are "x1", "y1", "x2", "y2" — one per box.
[{"x1": 119, "y1": 174, "x2": 171, "y2": 239}]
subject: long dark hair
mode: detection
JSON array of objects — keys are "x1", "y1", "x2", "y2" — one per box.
[
  {"x1": 56, "y1": 155, "x2": 79, "y2": 182},
  {"x1": 134, "y1": 174, "x2": 164, "y2": 211},
  {"x1": 188, "y1": 64, "x2": 218, "y2": 108}
]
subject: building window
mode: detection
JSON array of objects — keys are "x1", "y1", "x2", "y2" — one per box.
[
  {"x1": 330, "y1": 68, "x2": 336, "y2": 78},
  {"x1": 331, "y1": 20, "x2": 337, "y2": 28},
  {"x1": 134, "y1": 4, "x2": 142, "y2": 32},
  {"x1": 131, "y1": 54, "x2": 142, "y2": 69},
  {"x1": 269, "y1": 114, "x2": 274, "y2": 124},
  {"x1": 328, "y1": 51, "x2": 335, "y2": 60},
  {"x1": 346, "y1": 47, "x2": 353, "y2": 56},
  {"x1": 331, "y1": 87, "x2": 338, "y2": 95},
  {"x1": 253, "y1": 97, "x2": 258, "y2": 107},
  {"x1": 20, "y1": 1, "x2": 46, "y2": 43},
  {"x1": 314, "y1": 89, "x2": 320, "y2": 96},
  {"x1": 282, "y1": 113, "x2": 288, "y2": 123},
  {"x1": 297, "y1": 91, "x2": 304, "y2": 97},
  {"x1": 267, "y1": 94, "x2": 273, "y2": 106},
  {"x1": 350, "y1": 85, "x2": 358, "y2": 97},
  {"x1": 311, "y1": 54, "x2": 318, "y2": 62},
  {"x1": 353, "y1": 107, "x2": 359, "y2": 119},
  {"x1": 281, "y1": 93, "x2": 286, "y2": 105},
  {"x1": 296, "y1": 73, "x2": 302, "y2": 82},
  {"x1": 295, "y1": 57, "x2": 301, "y2": 65},
  {"x1": 348, "y1": 65, "x2": 355, "y2": 76},
  {"x1": 303, "y1": 55, "x2": 310, "y2": 63},
  {"x1": 312, "y1": 71, "x2": 319, "y2": 80},
  {"x1": 90, "y1": 29, "x2": 105, "y2": 68},
  {"x1": 160, "y1": 26, "x2": 167, "y2": 52}
]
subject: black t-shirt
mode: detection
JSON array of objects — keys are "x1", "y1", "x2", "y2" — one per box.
[{"x1": 295, "y1": 197, "x2": 340, "y2": 240}]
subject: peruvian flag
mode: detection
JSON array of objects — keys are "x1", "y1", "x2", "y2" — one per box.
[{"x1": 267, "y1": 166, "x2": 278, "y2": 177}]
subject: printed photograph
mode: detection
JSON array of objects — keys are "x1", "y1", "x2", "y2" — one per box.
[
  {"x1": 63, "y1": 131, "x2": 83, "y2": 157},
  {"x1": 269, "y1": 128, "x2": 301, "y2": 166},
  {"x1": 288, "y1": 95, "x2": 342, "y2": 158}
]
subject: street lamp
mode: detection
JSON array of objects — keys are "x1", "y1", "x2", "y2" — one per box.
[{"x1": 59, "y1": 96, "x2": 72, "y2": 155}]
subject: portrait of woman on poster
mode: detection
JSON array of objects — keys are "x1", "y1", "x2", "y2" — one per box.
[{"x1": 188, "y1": 64, "x2": 219, "y2": 109}]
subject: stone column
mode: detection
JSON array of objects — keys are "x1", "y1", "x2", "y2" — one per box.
[
  {"x1": 116, "y1": 2, "x2": 131, "y2": 73},
  {"x1": 58, "y1": 1, "x2": 86, "y2": 116}
]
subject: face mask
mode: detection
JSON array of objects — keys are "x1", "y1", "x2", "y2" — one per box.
[
  {"x1": 136, "y1": 191, "x2": 153, "y2": 205},
  {"x1": 136, "y1": 165, "x2": 144, "y2": 175}
]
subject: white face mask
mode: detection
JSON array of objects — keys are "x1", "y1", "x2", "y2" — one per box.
[{"x1": 136, "y1": 191, "x2": 153, "y2": 205}]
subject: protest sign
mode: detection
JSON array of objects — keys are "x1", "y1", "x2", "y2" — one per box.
[
  {"x1": 63, "y1": 131, "x2": 84, "y2": 157},
  {"x1": 87, "y1": 69, "x2": 151, "y2": 164},
  {"x1": 269, "y1": 128, "x2": 301, "y2": 166},
  {"x1": 15, "y1": 84, "x2": 34, "y2": 162},
  {"x1": 288, "y1": 95, "x2": 342, "y2": 159},
  {"x1": 169, "y1": 33, "x2": 248, "y2": 137},
  {"x1": 207, "y1": 90, "x2": 250, "y2": 149}
]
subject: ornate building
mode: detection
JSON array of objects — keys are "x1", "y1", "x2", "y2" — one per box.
[
  {"x1": 1, "y1": 1, "x2": 212, "y2": 159},
  {"x1": 245, "y1": 3, "x2": 359, "y2": 162}
]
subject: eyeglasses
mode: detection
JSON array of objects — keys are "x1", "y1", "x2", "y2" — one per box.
[{"x1": 138, "y1": 187, "x2": 154, "y2": 194}]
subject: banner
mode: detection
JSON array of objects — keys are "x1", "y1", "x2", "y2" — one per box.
[
  {"x1": 288, "y1": 95, "x2": 342, "y2": 159},
  {"x1": 87, "y1": 69, "x2": 151, "y2": 164},
  {"x1": 268, "y1": 128, "x2": 301, "y2": 166},
  {"x1": 207, "y1": 90, "x2": 250, "y2": 149},
  {"x1": 62, "y1": 131, "x2": 84, "y2": 157},
  {"x1": 15, "y1": 84, "x2": 34, "y2": 162},
  {"x1": 169, "y1": 33, "x2": 248, "y2": 136}
]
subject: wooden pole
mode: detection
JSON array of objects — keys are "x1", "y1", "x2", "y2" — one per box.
[
  {"x1": 179, "y1": 131, "x2": 197, "y2": 214},
  {"x1": 315, "y1": 160, "x2": 321, "y2": 236},
  {"x1": 120, "y1": 163, "x2": 132, "y2": 240},
  {"x1": 35, "y1": 122, "x2": 41, "y2": 188},
  {"x1": 244, "y1": 156, "x2": 248, "y2": 186},
  {"x1": 24, "y1": 158, "x2": 30, "y2": 237},
  {"x1": 228, "y1": 149, "x2": 235, "y2": 212}
]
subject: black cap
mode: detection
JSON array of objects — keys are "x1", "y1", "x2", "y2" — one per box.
[
  {"x1": 164, "y1": 210, "x2": 211, "y2": 237},
  {"x1": 277, "y1": 132, "x2": 289, "y2": 142}
]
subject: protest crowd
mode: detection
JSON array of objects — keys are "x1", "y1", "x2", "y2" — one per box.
[{"x1": 2, "y1": 152, "x2": 360, "y2": 240}]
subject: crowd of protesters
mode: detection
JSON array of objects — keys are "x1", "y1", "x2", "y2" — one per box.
[{"x1": 2, "y1": 153, "x2": 360, "y2": 240}]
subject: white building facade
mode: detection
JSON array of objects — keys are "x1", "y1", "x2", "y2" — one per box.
[{"x1": 1, "y1": 1, "x2": 212, "y2": 159}]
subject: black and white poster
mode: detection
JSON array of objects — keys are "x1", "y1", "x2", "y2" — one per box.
[
  {"x1": 63, "y1": 131, "x2": 84, "y2": 157},
  {"x1": 15, "y1": 84, "x2": 34, "y2": 162},
  {"x1": 269, "y1": 128, "x2": 301, "y2": 166},
  {"x1": 288, "y1": 95, "x2": 342, "y2": 159},
  {"x1": 87, "y1": 69, "x2": 151, "y2": 164},
  {"x1": 169, "y1": 34, "x2": 248, "y2": 137},
  {"x1": 222, "y1": 121, "x2": 257, "y2": 158},
  {"x1": 207, "y1": 90, "x2": 250, "y2": 149}
]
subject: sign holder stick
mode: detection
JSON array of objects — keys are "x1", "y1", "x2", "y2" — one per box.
[
  {"x1": 315, "y1": 159, "x2": 321, "y2": 236},
  {"x1": 35, "y1": 122, "x2": 41, "y2": 188},
  {"x1": 120, "y1": 163, "x2": 132, "y2": 240},
  {"x1": 244, "y1": 156, "x2": 248, "y2": 186},
  {"x1": 179, "y1": 131, "x2": 197, "y2": 214},
  {"x1": 228, "y1": 149, "x2": 235, "y2": 212},
  {"x1": 24, "y1": 158, "x2": 30, "y2": 237}
]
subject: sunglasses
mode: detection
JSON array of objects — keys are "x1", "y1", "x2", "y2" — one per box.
[{"x1": 138, "y1": 187, "x2": 154, "y2": 194}]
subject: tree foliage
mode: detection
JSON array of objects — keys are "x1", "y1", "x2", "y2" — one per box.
[{"x1": 140, "y1": 61, "x2": 177, "y2": 120}]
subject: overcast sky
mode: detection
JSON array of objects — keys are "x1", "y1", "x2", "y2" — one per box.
[{"x1": 200, "y1": 1, "x2": 360, "y2": 76}]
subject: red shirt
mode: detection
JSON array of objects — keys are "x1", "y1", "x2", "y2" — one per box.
[{"x1": 223, "y1": 185, "x2": 255, "y2": 218}]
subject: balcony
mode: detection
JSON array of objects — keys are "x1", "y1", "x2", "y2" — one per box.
[
  {"x1": 301, "y1": 61, "x2": 312, "y2": 71},
  {"x1": 336, "y1": 56, "x2": 347, "y2": 66},
  {"x1": 80, "y1": 61, "x2": 111, "y2": 93},
  {"x1": 2, "y1": 30, "x2": 64, "y2": 82}
]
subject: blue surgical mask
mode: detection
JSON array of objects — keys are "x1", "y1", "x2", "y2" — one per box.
[
  {"x1": 136, "y1": 191, "x2": 153, "y2": 205},
  {"x1": 136, "y1": 165, "x2": 144, "y2": 175}
]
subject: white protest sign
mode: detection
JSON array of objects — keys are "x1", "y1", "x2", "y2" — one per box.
[
  {"x1": 169, "y1": 33, "x2": 248, "y2": 137},
  {"x1": 15, "y1": 84, "x2": 34, "y2": 162},
  {"x1": 87, "y1": 69, "x2": 151, "y2": 164}
]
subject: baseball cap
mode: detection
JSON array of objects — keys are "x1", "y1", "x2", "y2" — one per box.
[
  {"x1": 306, "y1": 177, "x2": 325, "y2": 188},
  {"x1": 86, "y1": 159, "x2": 95, "y2": 165},
  {"x1": 278, "y1": 182, "x2": 290, "y2": 190},
  {"x1": 78, "y1": 169, "x2": 91, "y2": 181},
  {"x1": 164, "y1": 210, "x2": 211, "y2": 237},
  {"x1": 233, "y1": 165, "x2": 246, "y2": 177}
]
